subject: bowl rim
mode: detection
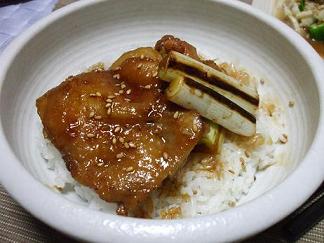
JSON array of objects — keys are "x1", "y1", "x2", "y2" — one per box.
[{"x1": 0, "y1": 0, "x2": 323, "y2": 242}]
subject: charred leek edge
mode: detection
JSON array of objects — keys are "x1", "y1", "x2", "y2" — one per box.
[
  {"x1": 160, "y1": 68, "x2": 257, "y2": 116},
  {"x1": 166, "y1": 76, "x2": 256, "y2": 136},
  {"x1": 200, "y1": 121, "x2": 225, "y2": 154},
  {"x1": 162, "y1": 51, "x2": 259, "y2": 105}
]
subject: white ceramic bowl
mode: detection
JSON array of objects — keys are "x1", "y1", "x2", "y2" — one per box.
[{"x1": 0, "y1": 0, "x2": 323, "y2": 242}]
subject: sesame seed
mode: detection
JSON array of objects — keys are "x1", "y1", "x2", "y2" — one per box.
[
  {"x1": 114, "y1": 93, "x2": 120, "y2": 96},
  {"x1": 121, "y1": 84, "x2": 126, "y2": 89},
  {"x1": 124, "y1": 142, "x2": 130, "y2": 149},
  {"x1": 119, "y1": 89, "x2": 124, "y2": 94},
  {"x1": 144, "y1": 85, "x2": 151, "y2": 89},
  {"x1": 228, "y1": 169, "x2": 235, "y2": 174},
  {"x1": 87, "y1": 133, "x2": 95, "y2": 138},
  {"x1": 105, "y1": 103, "x2": 112, "y2": 108},
  {"x1": 114, "y1": 66, "x2": 121, "y2": 71},
  {"x1": 124, "y1": 98, "x2": 131, "y2": 102},
  {"x1": 137, "y1": 63, "x2": 143, "y2": 69},
  {"x1": 114, "y1": 126, "x2": 121, "y2": 133},
  {"x1": 94, "y1": 115, "x2": 102, "y2": 120},
  {"x1": 107, "y1": 95, "x2": 115, "y2": 99},
  {"x1": 113, "y1": 74, "x2": 120, "y2": 79},
  {"x1": 201, "y1": 158, "x2": 209, "y2": 165},
  {"x1": 106, "y1": 98, "x2": 113, "y2": 103},
  {"x1": 89, "y1": 111, "x2": 95, "y2": 118},
  {"x1": 97, "y1": 162, "x2": 104, "y2": 167},
  {"x1": 112, "y1": 137, "x2": 117, "y2": 144},
  {"x1": 163, "y1": 152, "x2": 169, "y2": 160},
  {"x1": 228, "y1": 201, "x2": 236, "y2": 207},
  {"x1": 107, "y1": 108, "x2": 112, "y2": 115},
  {"x1": 126, "y1": 89, "x2": 131, "y2": 95},
  {"x1": 140, "y1": 54, "x2": 144, "y2": 59},
  {"x1": 116, "y1": 153, "x2": 124, "y2": 159},
  {"x1": 244, "y1": 150, "x2": 251, "y2": 158},
  {"x1": 152, "y1": 71, "x2": 158, "y2": 77},
  {"x1": 173, "y1": 111, "x2": 179, "y2": 119},
  {"x1": 240, "y1": 157, "x2": 246, "y2": 171},
  {"x1": 192, "y1": 124, "x2": 198, "y2": 132},
  {"x1": 279, "y1": 134, "x2": 288, "y2": 144},
  {"x1": 126, "y1": 166, "x2": 134, "y2": 172},
  {"x1": 115, "y1": 83, "x2": 121, "y2": 86},
  {"x1": 128, "y1": 142, "x2": 136, "y2": 148},
  {"x1": 119, "y1": 137, "x2": 124, "y2": 143},
  {"x1": 96, "y1": 92, "x2": 102, "y2": 97},
  {"x1": 89, "y1": 93, "x2": 97, "y2": 97}
]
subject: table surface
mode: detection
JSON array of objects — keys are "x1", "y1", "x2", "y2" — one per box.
[{"x1": 0, "y1": 0, "x2": 323, "y2": 242}]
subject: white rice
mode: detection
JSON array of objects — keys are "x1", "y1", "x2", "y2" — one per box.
[{"x1": 39, "y1": 63, "x2": 289, "y2": 219}]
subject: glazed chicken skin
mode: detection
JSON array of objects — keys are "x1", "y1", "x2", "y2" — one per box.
[
  {"x1": 155, "y1": 35, "x2": 200, "y2": 60},
  {"x1": 36, "y1": 39, "x2": 204, "y2": 215},
  {"x1": 156, "y1": 35, "x2": 223, "y2": 70}
]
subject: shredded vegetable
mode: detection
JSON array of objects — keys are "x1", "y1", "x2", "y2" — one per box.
[{"x1": 299, "y1": 0, "x2": 305, "y2": 11}]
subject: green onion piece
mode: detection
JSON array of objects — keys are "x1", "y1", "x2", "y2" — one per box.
[
  {"x1": 309, "y1": 23, "x2": 324, "y2": 41},
  {"x1": 299, "y1": 0, "x2": 305, "y2": 11},
  {"x1": 199, "y1": 121, "x2": 224, "y2": 154},
  {"x1": 200, "y1": 122, "x2": 220, "y2": 149}
]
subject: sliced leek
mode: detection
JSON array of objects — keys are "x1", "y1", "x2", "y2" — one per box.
[
  {"x1": 161, "y1": 68, "x2": 257, "y2": 116},
  {"x1": 161, "y1": 52, "x2": 259, "y2": 136},
  {"x1": 160, "y1": 51, "x2": 259, "y2": 102},
  {"x1": 166, "y1": 77, "x2": 256, "y2": 136}
]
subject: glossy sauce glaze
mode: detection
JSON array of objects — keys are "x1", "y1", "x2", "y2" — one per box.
[{"x1": 36, "y1": 44, "x2": 204, "y2": 215}]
